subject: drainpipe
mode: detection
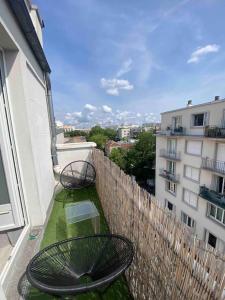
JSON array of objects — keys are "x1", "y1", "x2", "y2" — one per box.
[{"x1": 44, "y1": 73, "x2": 58, "y2": 166}]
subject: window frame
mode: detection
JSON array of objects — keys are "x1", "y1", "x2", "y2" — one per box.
[
  {"x1": 185, "y1": 139, "x2": 202, "y2": 157},
  {"x1": 181, "y1": 211, "x2": 196, "y2": 229},
  {"x1": 166, "y1": 181, "x2": 176, "y2": 196},
  {"x1": 207, "y1": 203, "x2": 225, "y2": 227},
  {"x1": 183, "y1": 188, "x2": 198, "y2": 209},
  {"x1": 165, "y1": 199, "x2": 176, "y2": 213},
  {"x1": 184, "y1": 165, "x2": 200, "y2": 183}
]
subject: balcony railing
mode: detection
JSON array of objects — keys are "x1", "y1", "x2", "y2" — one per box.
[
  {"x1": 159, "y1": 149, "x2": 181, "y2": 161},
  {"x1": 158, "y1": 126, "x2": 186, "y2": 136},
  {"x1": 204, "y1": 126, "x2": 225, "y2": 138},
  {"x1": 159, "y1": 169, "x2": 180, "y2": 183},
  {"x1": 202, "y1": 158, "x2": 225, "y2": 175},
  {"x1": 199, "y1": 186, "x2": 225, "y2": 209}
]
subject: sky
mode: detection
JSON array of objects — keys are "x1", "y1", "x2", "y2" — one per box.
[{"x1": 35, "y1": 0, "x2": 225, "y2": 128}]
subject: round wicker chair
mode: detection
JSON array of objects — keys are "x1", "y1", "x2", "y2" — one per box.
[
  {"x1": 60, "y1": 160, "x2": 96, "y2": 190},
  {"x1": 26, "y1": 234, "x2": 134, "y2": 297}
]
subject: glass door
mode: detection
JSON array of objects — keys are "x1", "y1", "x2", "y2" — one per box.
[{"x1": 0, "y1": 51, "x2": 24, "y2": 231}]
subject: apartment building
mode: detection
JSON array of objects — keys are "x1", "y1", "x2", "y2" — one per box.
[{"x1": 156, "y1": 97, "x2": 225, "y2": 253}]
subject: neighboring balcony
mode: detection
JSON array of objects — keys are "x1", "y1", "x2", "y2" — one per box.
[
  {"x1": 159, "y1": 169, "x2": 180, "y2": 183},
  {"x1": 204, "y1": 126, "x2": 225, "y2": 138},
  {"x1": 199, "y1": 186, "x2": 225, "y2": 209},
  {"x1": 159, "y1": 149, "x2": 181, "y2": 161},
  {"x1": 202, "y1": 158, "x2": 225, "y2": 175},
  {"x1": 158, "y1": 126, "x2": 186, "y2": 136}
]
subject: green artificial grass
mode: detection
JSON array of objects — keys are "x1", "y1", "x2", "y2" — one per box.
[{"x1": 27, "y1": 186, "x2": 132, "y2": 300}]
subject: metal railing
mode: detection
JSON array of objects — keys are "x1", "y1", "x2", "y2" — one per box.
[
  {"x1": 158, "y1": 126, "x2": 186, "y2": 136},
  {"x1": 159, "y1": 169, "x2": 180, "y2": 183},
  {"x1": 202, "y1": 158, "x2": 225, "y2": 175},
  {"x1": 199, "y1": 186, "x2": 225, "y2": 209},
  {"x1": 159, "y1": 149, "x2": 181, "y2": 160},
  {"x1": 204, "y1": 126, "x2": 225, "y2": 138}
]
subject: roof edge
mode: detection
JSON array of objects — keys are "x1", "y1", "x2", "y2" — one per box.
[
  {"x1": 7, "y1": 0, "x2": 50, "y2": 73},
  {"x1": 161, "y1": 98, "x2": 225, "y2": 115}
]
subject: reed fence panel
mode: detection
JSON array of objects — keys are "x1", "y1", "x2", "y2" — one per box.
[{"x1": 93, "y1": 149, "x2": 225, "y2": 300}]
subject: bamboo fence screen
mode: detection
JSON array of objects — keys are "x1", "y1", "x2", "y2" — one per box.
[{"x1": 93, "y1": 149, "x2": 225, "y2": 300}]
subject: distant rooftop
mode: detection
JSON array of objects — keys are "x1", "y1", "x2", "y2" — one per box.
[{"x1": 161, "y1": 96, "x2": 225, "y2": 115}]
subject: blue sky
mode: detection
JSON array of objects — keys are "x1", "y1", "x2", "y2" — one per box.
[{"x1": 36, "y1": 0, "x2": 225, "y2": 128}]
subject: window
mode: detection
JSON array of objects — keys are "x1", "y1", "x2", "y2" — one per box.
[
  {"x1": 181, "y1": 212, "x2": 195, "y2": 228},
  {"x1": 186, "y1": 140, "x2": 202, "y2": 156},
  {"x1": 167, "y1": 139, "x2": 176, "y2": 154},
  {"x1": 166, "y1": 181, "x2": 176, "y2": 195},
  {"x1": 215, "y1": 176, "x2": 225, "y2": 195},
  {"x1": 208, "y1": 203, "x2": 225, "y2": 226},
  {"x1": 172, "y1": 116, "x2": 182, "y2": 129},
  {"x1": 167, "y1": 161, "x2": 175, "y2": 174},
  {"x1": 165, "y1": 199, "x2": 175, "y2": 212},
  {"x1": 206, "y1": 231, "x2": 217, "y2": 248},
  {"x1": 184, "y1": 165, "x2": 199, "y2": 182},
  {"x1": 217, "y1": 143, "x2": 225, "y2": 162},
  {"x1": 183, "y1": 189, "x2": 198, "y2": 208},
  {"x1": 193, "y1": 113, "x2": 204, "y2": 126}
]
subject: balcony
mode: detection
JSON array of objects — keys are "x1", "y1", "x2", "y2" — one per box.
[
  {"x1": 159, "y1": 149, "x2": 181, "y2": 161},
  {"x1": 202, "y1": 158, "x2": 225, "y2": 175},
  {"x1": 199, "y1": 186, "x2": 225, "y2": 209},
  {"x1": 159, "y1": 169, "x2": 180, "y2": 183},
  {"x1": 158, "y1": 126, "x2": 186, "y2": 136},
  {"x1": 204, "y1": 126, "x2": 225, "y2": 138},
  {"x1": 16, "y1": 149, "x2": 225, "y2": 300}
]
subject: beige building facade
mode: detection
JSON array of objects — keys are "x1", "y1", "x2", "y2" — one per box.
[{"x1": 156, "y1": 97, "x2": 225, "y2": 253}]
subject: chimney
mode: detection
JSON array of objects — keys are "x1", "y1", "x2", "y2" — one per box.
[
  {"x1": 187, "y1": 100, "x2": 192, "y2": 107},
  {"x1": 214, "y1": 96, "x2": 220, "y2": 101}
]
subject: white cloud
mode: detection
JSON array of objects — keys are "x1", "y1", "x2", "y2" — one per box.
[
  {"x1": 187, "y1": 44, "x2": 220, "y2": 64},
  {"x1": 84, "y1": 104, "x2": 97, "y2": 111},
  {"x1": 116, "y1": 58, "x2": 133, "y2": 77},
  {"x1": 136, "y1": 113, "x2": 141, "y2": 117},
  {"x1": 56, "y1": 120, "x2": 63, "y2": 127},
  {"x1": 73, "y1": 111, "x2": 82, "y2": 118},
  {"x1": 101, "y1": 78, "x2": 134, "y2": 96},
  {"x1": 102, "y1": 105, "x2": 112, "y2": 113}
]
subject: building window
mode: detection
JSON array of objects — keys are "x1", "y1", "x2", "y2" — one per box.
[
  {"x1": 186, "y1": 140, "x2": 202, "y2": 156},
  {"x1": 206, "y1": 231, "x2": 217, "y2": 248},
  {"x1": 167, "y1": 161, "x2": 175, "y2": 174},
  {"x1": 166, "y1": 181, "x2": 176, "y2": 195},
  {"x1": 167, "y1": 139, "x2": 176, "y2": 154},
  {"x1": 172, "y1": 116, "x2": 182, "y2": 129},
  {"x1": 165, "y1": 199, "x2": 175, "y2": 212},
  {"x1": 183, "y1": 188, "x2": 198, "y2": 208},
  {"x1": 208, "y1": 203, "x2": 225, "y2": 226},
  {"x1": 215, "y1": 175, "x2": 225, "y2": 195},
  {"x1": 181, "y1": 212, "x2": 195, "y2": 228},
  {"x1": 184, "y1": 165, "x2": 199, "y2": 182},
  {"x1": 192, "y1": 113, "x2": 205, "y2": 126}
]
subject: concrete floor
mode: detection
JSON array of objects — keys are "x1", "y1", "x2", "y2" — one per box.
[
  {"x1": 0, "y1": 233, "x2": 12, "y2": 272},
  {"x1": 5, "y1": 228, "x2": 43, "y2": 300}
]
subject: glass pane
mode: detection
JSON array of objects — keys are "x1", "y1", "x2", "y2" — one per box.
[
  {"x1": 209, "y1": 204, "x2": 216, "y2": 218},
  {"x1": 216, "y1": 208, "x2": 223, "y2": 222},
  {"x1": 208, "y1": 233, "x2": 217, "y2": 248},
  {"x1": 0, "y1": 149, "x2": 11, "y2": 205}
]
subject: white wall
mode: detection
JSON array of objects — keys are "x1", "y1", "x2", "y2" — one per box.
[
  {"x1": 0, "y1": 0, "x2": 55, "y2": 226},
  {"x1": 56, "y1": 142, "x2": 96, "y2": 170}
]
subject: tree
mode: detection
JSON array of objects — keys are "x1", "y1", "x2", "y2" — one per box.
[
  {"x1": 109, "y1": 148, "x2": 127, "y2": 170},
  {"x1": 88, "y1": 126, "x2": 105, "y2": 137},
  {"x1": 103, "y1": 128, "x2": 117, "y2": 140},
  {"x1": 88, "y1": 133, "x2": 108, "y2": 150},
  {"x1": 125, "y1": 132, "x2": 155, "y2": 182}
]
